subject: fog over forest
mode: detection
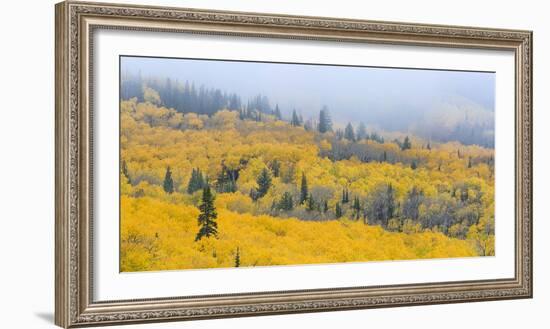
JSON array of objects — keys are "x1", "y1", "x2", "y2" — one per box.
[{"x1": 121, "y1": 56, "x2": 496, "y2": 147}]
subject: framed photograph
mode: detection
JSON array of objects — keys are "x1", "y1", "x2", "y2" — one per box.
[{"x1": 55, "y1": 1, "x2": 532, "y2": 327}]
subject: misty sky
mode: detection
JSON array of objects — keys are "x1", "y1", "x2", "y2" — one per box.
[{"x1": 121, "y1": 56, "x2": 495, "y2": 131}]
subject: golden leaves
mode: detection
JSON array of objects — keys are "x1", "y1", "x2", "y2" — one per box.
[
  {"x1": 119, "y1": 100, "x2": 495, "y2": 272},
  {"x1": 121, "y1": 196, "x2": 477, "y2": 272}
]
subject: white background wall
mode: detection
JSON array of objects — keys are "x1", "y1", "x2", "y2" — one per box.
[{"x1": 0, "y1": 0, "x2": 546, "y2": 328}]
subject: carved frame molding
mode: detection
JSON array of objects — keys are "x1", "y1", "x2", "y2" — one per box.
[{"x1": 55, "y1": 1, "x2": 532, "y2": 327}]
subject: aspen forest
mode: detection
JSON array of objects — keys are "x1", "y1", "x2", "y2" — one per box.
[{"x1": 120, "y1": 58, "x2": 495, "y2": 272}]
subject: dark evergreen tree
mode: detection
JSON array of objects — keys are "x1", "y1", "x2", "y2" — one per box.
[
  {"x1": 300, "y1": 172, "x2": 308, "y2": 204},
  {"x1": 195, "y1": 185, "x2": 218, "y2": 241},
  {"x1": 335, "y1": 202, "x2": 343, "y2": 218},
  {"x1": 278, "y1": 192, "x2": 294, "y2": 211},
  {"x1": 163, "y1": 166, "x2": 175, "y2": 194},
  {"x1": 318, "y1": 106, "x2": 332, "y2": 133},
  {"x1": 342, "y1": 188, "x2": 350, "y2": 204},
  {"x1": 468, "y1": 156, "x2": 472, "y2": 168},
  {"x1": 234, "y1": 247, "x2": 241, "y2": 267},
  {"x1": 401, "y1": 136, "x2": 412, "y2": 150},
  {"x1": 344, "y1": 122, "x2": 356, "y2": 141},
  {"x1": 323, "y1": 200, "x2": 329, "y2": 213},
  {"x1": 410, "y1": 160, "x2": 418, "y2": 170},
  {"x1": 426, "y1": 142, "x2": 431, "y2": 150},
  {"x1": 121, "y1": 74, "x2": 249, "y2": 116},
  {"x1": 306, "y1": 193, "x2": 316, "y2": 211},
  {"x1": 256, "y1": 168, "x2": 272, "y2": 198}
]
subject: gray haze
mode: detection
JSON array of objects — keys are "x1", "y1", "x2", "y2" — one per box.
[{"x1": 121, "y1": 56, "x2": 495, "y2": 143}]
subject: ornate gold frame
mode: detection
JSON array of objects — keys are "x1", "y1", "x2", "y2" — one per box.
[{"x1": 55, "y1": 1, "x2": 533, "y2": 327}]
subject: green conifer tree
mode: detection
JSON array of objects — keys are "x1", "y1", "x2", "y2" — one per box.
[
  {"x1": 234, "y1": 247, "x2": 241, "y2": 267},
  {"x1": 256, "y1": 168, "x2": 272, "y2": 198},
  {"x1": 291, "y1": 109, "x2": 301, "y2": 127},
  {"x1": 342, "y1": 188, "x2": 349, "y2": 204},
  {"x1": 163, "y1": 166, "x2": 175, "y2": 194},
  {"x1": 344, "y1": 122, "x2": 356, "y2": 141},
  {"x1": 335, "y1": 202, "x2": 343, "y2": 218},
  {"x1": 306, "y1": 193, "x2": 316, "y2": 211},
  {"x1": 195, "y1": 185, "x2": 218, "y2": 241},
  {"x1": 279, "y1": 192, "x2": 294, "y2": 211},
  {"x1": 401, "y1": 136, "x2": 412, "y2": 150}
]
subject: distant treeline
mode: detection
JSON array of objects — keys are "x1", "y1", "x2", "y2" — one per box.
[
  {"x1": 121, "y1": 72, "x2": 274, "y2": 117},
  {"x1": 121, "y1": 72, "x2": 494, "y2": 148},
  {"x1": 429, "y1": 121, "x2": 494, "y2": 148}
]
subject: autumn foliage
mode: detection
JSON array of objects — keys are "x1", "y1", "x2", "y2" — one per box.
[{"x1": 120, "y1": 97, "x2": 494, "y2": 272}]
